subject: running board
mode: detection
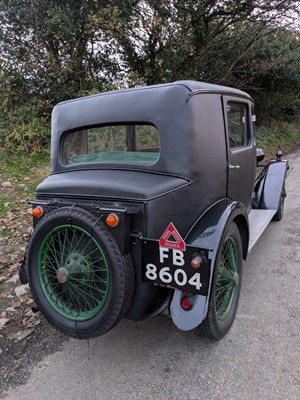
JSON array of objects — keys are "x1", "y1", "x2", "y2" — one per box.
[{"x1": 248, "y1": 209, "x2": 276, "y2": 253}]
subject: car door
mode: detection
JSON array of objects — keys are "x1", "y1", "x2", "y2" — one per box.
[{"x1": 222, "y1": 96, "x2": 256, "y2": 211}]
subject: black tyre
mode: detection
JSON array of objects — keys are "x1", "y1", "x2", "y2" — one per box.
[
  {"x1": 198, "y1": 222, "x2": 243, "y2": 340},
  {"x1": 272, "y1": 184, "x2": 286, "y2": 221},
  {"x1": 27, "y1": 207, "x2": 134, "y2": 339}
]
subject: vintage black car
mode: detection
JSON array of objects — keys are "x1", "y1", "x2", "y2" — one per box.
[{"x1": 20, "y1": 81, "x2": 288, "y2": 340}]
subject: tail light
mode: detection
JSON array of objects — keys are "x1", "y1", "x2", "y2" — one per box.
[
  {"x1": 106, "y1": 213, "x2": 119, "y2": 228},
  {"x1": 181, "y1": 297, "x2": 194, "y2": 310},
  {"x1": 32, "y1": 206, "x2": 44, "y2": 218}
]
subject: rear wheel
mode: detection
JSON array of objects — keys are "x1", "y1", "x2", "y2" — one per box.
[
  {"x1": 27, "y1": 207, "x2": 134, "y2": 339},
  {"x1": 199, "y1": 222, "x2": 243, "y2": 340}
]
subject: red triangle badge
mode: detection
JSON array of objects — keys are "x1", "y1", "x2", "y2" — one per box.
[{"x1": 159, "y1": 223, "x2": 186, "y2": 251}]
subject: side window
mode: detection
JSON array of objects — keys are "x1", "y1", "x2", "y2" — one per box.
[{"x1": 226, "y1": 102, "x2": 249, "y2": 149}]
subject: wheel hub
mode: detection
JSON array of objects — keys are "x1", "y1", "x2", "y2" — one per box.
[
  {"x1": 56, "y1": 268, "x2": 69, "y2": 283},
  {"x1": 233, "y1": 272, "x2": 239, "y2": 285},
  {"x1": 63, "y1": 252, "x2": 92, "y2": 280},
  {"x1": 218, "y1": 268, "x2": 239, "y2": 285}
]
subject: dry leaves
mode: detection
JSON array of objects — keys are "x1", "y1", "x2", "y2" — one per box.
[{"x1": 0, "y1": 317, "x2": 10, "y2": 327}]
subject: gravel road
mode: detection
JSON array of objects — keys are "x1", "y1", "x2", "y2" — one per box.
[{"x1": 2, "y1": 148, "x2": 300, "y2": 400}]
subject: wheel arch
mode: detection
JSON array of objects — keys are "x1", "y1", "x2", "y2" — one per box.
[
  {"x1": 170, "y1": 198, "x2": 249, "y2": 331},
  {"x1": 185, "y1": 198, "x2": 249, "y2": 253},
  {"x1": 258, "y1": 159, "x2": 288, "y2": 212},
  {"x1": 233, "y1": 214, "x2": 249, "y2": 261}
]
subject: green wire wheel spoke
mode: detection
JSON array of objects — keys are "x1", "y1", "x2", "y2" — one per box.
[
  {"x1": 66, "y1": 280, "x2": 97, "y2": 310},
  {"x1": 38, "y1": 225, "x2": 110, "y2": 321},
  {"x1": 199, "y1": 222, "x2": 242, "y2": 340},
  {"x1": 27, "y1": 207, "x2": 134, "y2": 339},
  {"x1": 215, "y1": 236, "x2": 239, "y2": 321}
]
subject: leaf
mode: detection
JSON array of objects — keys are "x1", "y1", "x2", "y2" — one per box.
[{"x1": 0, "y1": 317, "x2": 10, "y2": 327}]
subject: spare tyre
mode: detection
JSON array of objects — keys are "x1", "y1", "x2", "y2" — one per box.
[{"x1": 27, "y1": 206, "x2": 134, "y2": 339}]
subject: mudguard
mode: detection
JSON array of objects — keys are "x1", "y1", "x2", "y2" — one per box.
[
  {"x1": 170, "y1": 198, "x2": 249, "y2": 331},
  {"x1": 259, "y1": 159, "x2": 288, "y2": 211}
]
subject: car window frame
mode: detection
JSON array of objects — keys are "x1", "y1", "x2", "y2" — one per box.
[{"x1": 224, "y1": 99, "x2": 252, "y2": 152}]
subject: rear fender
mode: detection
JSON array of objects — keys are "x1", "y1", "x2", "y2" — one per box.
[
  {"x1": 170, "y1": 199, "x2": 249, "y2": 331},
  {"x1": 259, "y1": 160, "x2": 288, "y2": 211}
]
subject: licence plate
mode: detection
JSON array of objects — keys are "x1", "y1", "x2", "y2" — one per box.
[{"x1": 142, "y1": 239, "x2": 210, "y2": 295}]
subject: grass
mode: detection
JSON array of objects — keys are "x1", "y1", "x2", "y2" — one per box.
[
  {"x1": 0, "y1": 151, "x2": 50, "y2": 290},
  {"x1": 0, "y1": 151, "x2": 49, "y2": 176},
  {"x1": 256, "y1": 121, "x2": 300, "y2": 159},
  {"x1": 0, "y1": 151, "x2": 50, "y2": 219}
]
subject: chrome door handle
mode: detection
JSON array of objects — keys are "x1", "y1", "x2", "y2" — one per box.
[{"x1": 229, "y1": 164, "x2": 240, "y2": 169}]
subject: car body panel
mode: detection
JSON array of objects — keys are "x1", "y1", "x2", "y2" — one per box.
[
  {"x1": 169, "y1": 199, "x2": 249, "y2": 330},
  {"x1": 259, "y1": 160, "x2": 288, "y2": 211},
  {"x1": 21, "y1": 80, "x2": 288, "y2": 336},
  {"x1": 36, "y1": 170, "x2": 190, "y2": 201}
]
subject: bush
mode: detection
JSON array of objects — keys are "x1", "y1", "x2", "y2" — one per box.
[
  {"x1": 2, "y1": 117, "x2": 50, "y2": 154},
  {"x1": 256, "y1": 121, "x2": 300, "y2": 158},
  {"x1": 0, "y1": 98, "x2": 51, "y2": 154}
]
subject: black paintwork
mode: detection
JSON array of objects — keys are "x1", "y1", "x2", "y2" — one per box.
[
  {"x1": 25, "y1": 80, "x2": 287, "y2": 323},
  {"x1": 50, "y1": 81, "x2": 251, "y2": 177},
  {"x1": 259, "y1": 160, "x2": 288, "y2": 210},
  {"x1": 39, "y1": 81, "x2": 253, "y2": 240}
]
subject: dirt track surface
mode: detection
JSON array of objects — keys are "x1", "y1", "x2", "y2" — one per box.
[{"x1": 1, "y1": 147, "x2": 300, "y2": 400}]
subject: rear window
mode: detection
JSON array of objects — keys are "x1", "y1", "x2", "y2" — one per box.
[{"x1": 62, "y1": 124, "x2": 160, "y2": 165}]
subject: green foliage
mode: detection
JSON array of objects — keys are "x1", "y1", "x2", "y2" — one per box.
[
  {"x1": 0, "y1": 151, "x2": 49, "y2": 218},
  {"x1": 241, "y1": 28, "x2": 300, "y2": 123},
  {"x1": 256, "y1": 121, "x2": 300, "y2": 157},
  {"x1": 0, "y1": 94, "x2": 51, "y2": 154},
  {"x1": 0, "y1": 0, "x2": 300, "y2": 153},
  {"x1": 0, "y1": 0, "x2": 116, "y2": 102},
  {"x1": 2, "y1": 116, "x2": 50, "y2": 155},
  {"x1": 0, "y1": 151, "x2": 48, "y2": 175},
  {"x1": 105, "y1": 1, "x2": 300, "y2": 85}
]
